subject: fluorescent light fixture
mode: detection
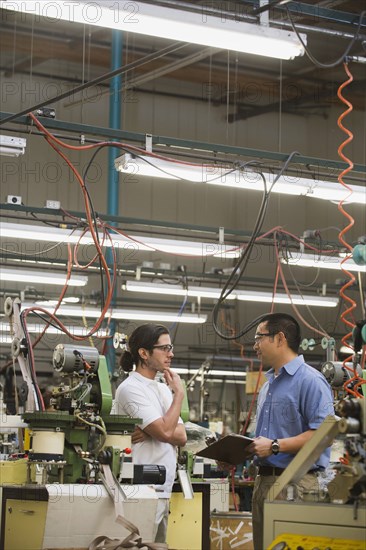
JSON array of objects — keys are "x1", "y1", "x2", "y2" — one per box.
[
  {"x1": 0, "y1": 1, "x2": 306, "y2": 60},
  {"x1": 116, "y1": 154, "x2": 366, "y2": 205},
  {"x1": 20, "y1": 304, "x2": 207, "y2": 324},
  {"x1": 235, "y1": 290, "x2": 338, "y2": 307},
  {"x1": 0, "y1": 267, "x2": 88, "y2": 286},
  {"x1": 174, "y1": 367, "x2": 246, "y2": 377},
  {"x1": 35, "y1": 297, "x2": 80, "y2": 306},
  {"x1": 0, "y1": 222, "x2": 239, "y2": 259},
  {"x1": 340, "y1": 345, "x2": 354, "y2": 354},
  {"x1": 0, "y1": 135, "x2": 26, "y2": 157},
  {"x1": 124, "y1": 281, "x2": 236, "y2": 300},
  {"x1": 124, "y1": 281, "x2": 338, "y2": 308},
  {"x1": 282, "y1": 254, "x2": 366, "y2": 273},
  {"x1": 0, "y1": 322, "x2": 108, "y2": 337}
]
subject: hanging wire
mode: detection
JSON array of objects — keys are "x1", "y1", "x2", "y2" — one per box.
[
  {"x1": 336, "y1": 62, "x2": 364, "y2": 398},
  {"x1": 211, "y1": 151, "x2": 300, "y2": 340},
  {"x1": 286, "y1": 8, "x2": 366, "y2": 69}
]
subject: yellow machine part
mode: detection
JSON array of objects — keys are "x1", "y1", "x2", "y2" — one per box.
[
  {"x1": 267, "y1": 533, "x2": 366, "y2": 550},
  {"x1": 23, "y1": 428, "x2": 31, "y2": 451},
  {"x1": 0, "y1": 459, "x2": 28, "y2": 485},
  {"x1": 4, "y1": 498, "x2": 48, "y2": 550},
  {"x1": 167, "y1": 492, "x2": 203, "y2": 550}
]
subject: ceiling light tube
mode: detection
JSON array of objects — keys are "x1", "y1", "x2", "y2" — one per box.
[
  {"x1": 123, "y1": 281, "x2": 236, "y2": 300},
  {"x1": 0, "y1": 322, "x2": 108, "y2": 337},
  {"x1": 173, "y1": 367, "x2": 246, "y2": 379},
  {"x1": 173, "y1": 369, "x2": 246, "y2": 383},
  {"x1": 123, "y1": 281, "x2": 338, "y2": 308},
  {"x1": 34, "y1": 297, "x2": 80, "y2": 305},
  {"x1": 0, "y1": 267, "x2": 88, "y2": 286},
  {"x1": 20, "y1": 304, "x2": 207, "y2": 324},
  {"x1": 339, "y1": 345, "x2": 354, "y2": 354},
  {"x1": 235, "y1": 290, "x2": 338, "y2": 307},
  {"x1": 0, "y1": 1, "x2": 306, "y2": 60},
  {"x1": 282, "y1": 254, "x2": 366, "y2": 273},
  {"x1": 0, "y1": 222, "x2": 240, "y2": 259},
  {"x1": 0, "y1": 135, "x2": 26, "y2": 157},
  {"x1": 115, "y1": 154, "x2": 366, "y2": 205}
]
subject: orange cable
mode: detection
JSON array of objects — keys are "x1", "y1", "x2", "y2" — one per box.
[
  {"x1": 27, "y1": 121, "x2": 115, "y2": 336},
  {"x1": 270, "y1": 263, "x2": 280, "y2": 314},
  {"x1": 32, "y1": 243, "x2": 73, "y2": 348},
  {"x1": 336, "y1": 63, "x2": 363, "y2": 398}
]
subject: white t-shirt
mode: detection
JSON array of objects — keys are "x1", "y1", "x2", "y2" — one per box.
[{"x1": 113, "y1": 371, "x2": 183, "y2": 497}]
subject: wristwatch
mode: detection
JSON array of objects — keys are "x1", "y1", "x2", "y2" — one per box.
[{"x1": 271, "y1": 439, "x2": 280, "y2": 455}]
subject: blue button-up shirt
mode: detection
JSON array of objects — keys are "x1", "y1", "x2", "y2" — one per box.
[{"x1": 255, "y1": 354, "x2": 334, "y2": 469}]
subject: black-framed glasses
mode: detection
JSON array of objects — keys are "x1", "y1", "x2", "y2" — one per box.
[
  {"x1": 152, "y1": 344, "x2": 174, "y2": 353},
  {"x1": 254, "y1": 332, "x2": 277, "y2": 343}
]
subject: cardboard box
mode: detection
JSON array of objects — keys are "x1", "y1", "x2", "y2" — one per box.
[
  {"x1": 245, "y1": 371, "x2": 266, "y2": 394},
  {"x1": 210, "y1": 512, "x2": 253, "y2": 550}
]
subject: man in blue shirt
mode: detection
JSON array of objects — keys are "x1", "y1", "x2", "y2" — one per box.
[{"x1": 247, "y1": 313, "x2": 334, "y2": 550}]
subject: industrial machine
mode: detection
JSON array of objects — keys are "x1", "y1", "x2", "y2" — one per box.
[
  {"x1": 263, "y1": 396, "x2": 366, "y2": 549},
  {"x1": 262, "y1": 322, "x2": 366, "y2": 549},
  {"x1": 0, "y1": 298, "x2": 165, "y2": 549}
]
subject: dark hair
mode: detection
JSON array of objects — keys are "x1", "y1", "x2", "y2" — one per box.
[
  {"x1": 260, "y1": 313, "x2": 301, "y2": 353},
  {"x1": 119, "y1": 324, "x2": 170, "y2": 372}
]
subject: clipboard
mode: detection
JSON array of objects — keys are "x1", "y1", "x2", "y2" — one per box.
[{"x1": 195, "y1": 433, "x2": 254, "y2": 465}]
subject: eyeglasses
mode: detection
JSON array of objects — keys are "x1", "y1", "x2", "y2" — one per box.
[
  {"x1": 152, "y1": 344, "x2": 174, "y2": 353},
  {"x1": 254, "y1": 332, "x2": 277, "y2": 343}
]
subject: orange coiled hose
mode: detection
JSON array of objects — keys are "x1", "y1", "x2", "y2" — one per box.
[{"x1": 336, "y1": 62, "x2": 361, "y2": 398}]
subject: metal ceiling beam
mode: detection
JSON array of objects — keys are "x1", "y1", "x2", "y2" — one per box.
[
  {"x1": 1, "y1": 111, "x2": 365, "y2": 175},
  {"x1": 0, "y1": 202, "x2": 253, "y2": 238},
  {"x1": 242, "y1": 0, "x2": 366, "y2": 26},
  {"x1": 284, "y1": 1, "x2": 366, "y2": 26},
  {"x1": 147, "y1": 1, "x2": 365, "y2": 27}
]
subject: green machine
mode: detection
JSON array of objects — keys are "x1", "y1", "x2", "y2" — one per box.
[{"x1": 23, "y1": 344, "x2": 141, "y2": 484}]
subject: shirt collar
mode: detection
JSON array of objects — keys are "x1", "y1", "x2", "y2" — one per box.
[
  {"x1": 265, "y1": 354, "x2": 305, "y2": 379},
  {"x1": 130, "y1": 370, "x2": 157, "y2": 386}
]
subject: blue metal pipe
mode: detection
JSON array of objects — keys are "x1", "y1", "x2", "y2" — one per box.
[{"x1": 105, "y1": 30, "x2": 123, "y2": 375}]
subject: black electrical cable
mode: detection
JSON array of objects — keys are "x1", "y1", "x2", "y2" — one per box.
[
  {"x1": 31, "y1": 310, "x2": 69, "y2": 334},
  {"x1": 287, "y1": 262, "x2": 321, "y2": 288},
  {"x1": 330, "y1": 296, "x2": 345, "y2": 334},
  {"x1": 286, "y1": 264, "x2": 329, "y2": 335},
  {"x1": 82, "y1": 146, "x2": 108, "y2": 310},
  {"x1": 19, "y1": 310, "x2": 43, "y2": 410},
  {"x1": 0, "y1": 42, "x2": 190, "y2": 127},
  {"x1": 218, "y1": 172, "x2": 269, "y2": 304},
  {"x1": 212, "y1": 151, "x2": 301, "y2": 341},
  {"x1": 252, "y1": 0, "x2": 292, "y2": 16},
  {"x1": 30, "y1": 211, "x2": 63, "y2": 228},
  {"x1": 28, "y1": 308, "x2": 108, "y2": 340},
  {"x1": 211, "y1": 159, "x2": 293, "y2": 306},
  {"x1": 128, "y1": 151, "x2": 278, "y2": 185},
  {"x1": 286, "y1": 8, "x2": 366, "y2": 69}
]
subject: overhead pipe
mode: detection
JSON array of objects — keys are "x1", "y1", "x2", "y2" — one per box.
[{"x1": 105, "y1": 29, "x2": 123, "y2": 375}]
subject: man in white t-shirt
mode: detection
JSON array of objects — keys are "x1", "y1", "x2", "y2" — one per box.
[{"x1": 113, "y1": 324, "x2": 187, "y2": 543}]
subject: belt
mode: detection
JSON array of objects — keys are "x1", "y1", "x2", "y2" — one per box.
[{"x1": 258, "y1": 466, "x2": 321, "y2": 476}]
